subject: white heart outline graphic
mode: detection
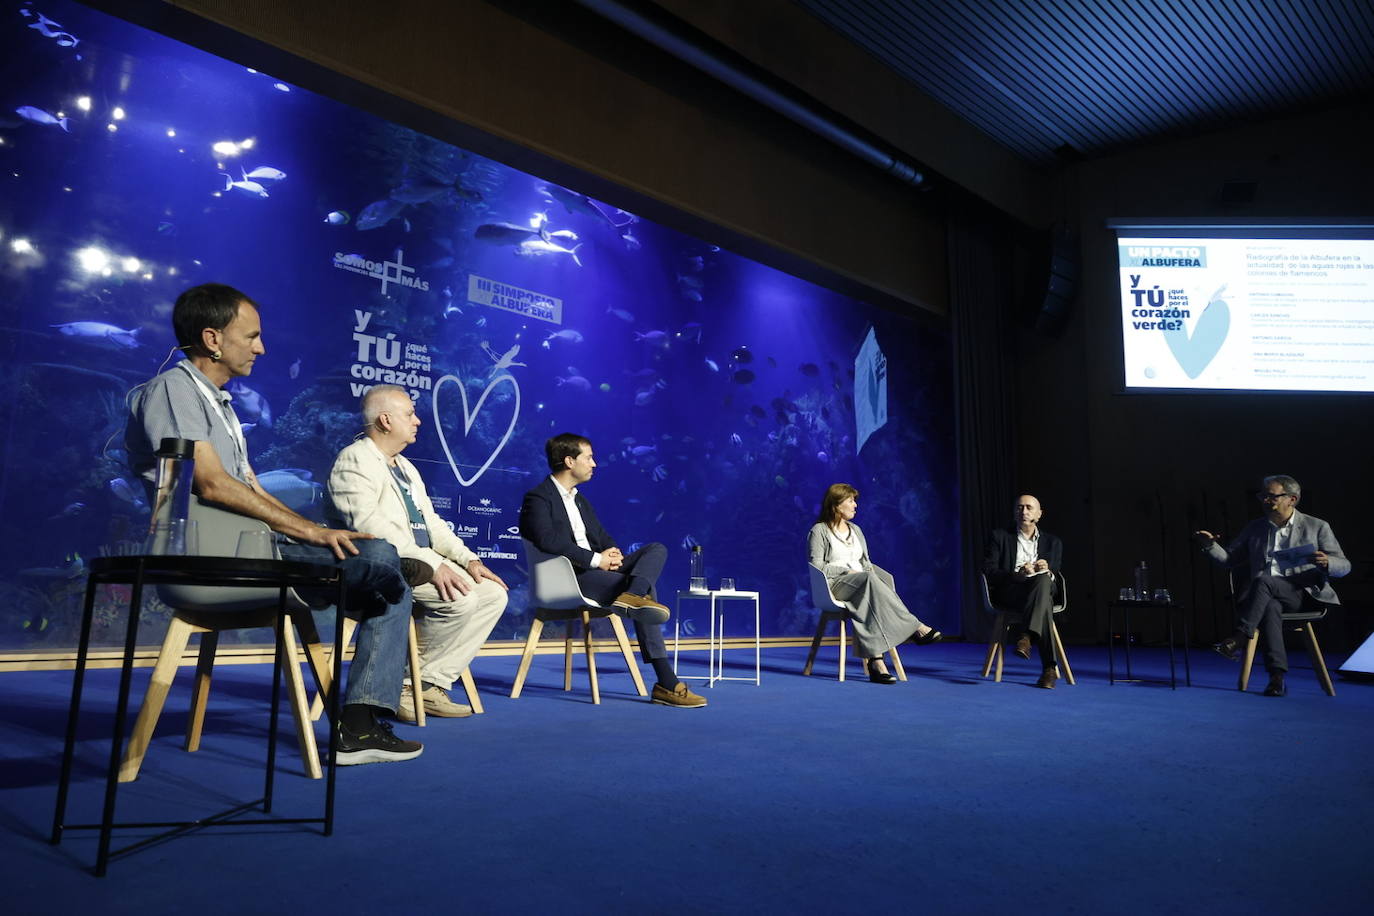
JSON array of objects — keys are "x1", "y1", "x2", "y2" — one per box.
[{"x1": 431, "y1": 373, "x2": 521, "y2": 487}]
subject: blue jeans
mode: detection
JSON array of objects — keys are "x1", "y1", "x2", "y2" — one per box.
[{"x1": 278, "y1": 537, "x2": 411, "y2": 712}]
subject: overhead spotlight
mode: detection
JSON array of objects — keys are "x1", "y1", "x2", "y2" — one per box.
[
  {"x1": 11, "y1": 238, "x2": 35, "y2": 254},
  {"x1": 166, "y1": 128, "x2": 176, "y2": 137},
  {"x1": 121, "y1": 256, "x2": 141, "y2": 273},
  {"x1": 111, "y1": 106, "x2": 126, "y2": 120},
  {"x1": 212, "y1": 140, "x2": 240, "y2": 156},
  {"x1": 76, "y1": 96, "x2": 92, "y2": 112},
  {"x1": 106, "y1": 123, "x2": 117, "y2": 133}
]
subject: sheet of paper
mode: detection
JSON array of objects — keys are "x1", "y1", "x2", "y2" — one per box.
[{"x1": 1272, "y1": 543, "x2": 1316, "y2": 566}]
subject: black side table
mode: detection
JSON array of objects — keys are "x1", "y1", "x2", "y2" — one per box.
[
  {"x1": 50, "y1": 555, "x2": 345, "y2": 876},
  {"x1": 1107, "y1": 600, "x2": 1192, "y2": 689}
]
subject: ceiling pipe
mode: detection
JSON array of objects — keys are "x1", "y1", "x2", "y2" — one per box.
[{"x1": 570, "y1": 0, "x2": 927, "y2": 188}]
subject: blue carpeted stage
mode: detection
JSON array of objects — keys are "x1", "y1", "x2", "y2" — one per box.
[{"x1": 6, "y1": 643, "x2": 1373, "y2": 914}]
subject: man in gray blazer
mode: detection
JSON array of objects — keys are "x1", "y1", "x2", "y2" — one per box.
[{"x1": 1196, "y1": 475, "x2": 1350, "y2": 697}]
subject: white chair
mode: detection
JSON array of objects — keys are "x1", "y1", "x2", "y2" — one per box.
[
  {"x1": 979, "y1": 571, "x2": 1075, "y2": 685},
  {"x1": 510, "y1": 539, "x2": 648, "y2": 704},
  {"x1": 801, "y1": 563, "x2": 908, "y2": 682},
  {"x1": 119, "y1": 496, "x2": 328, "y2": 782}
]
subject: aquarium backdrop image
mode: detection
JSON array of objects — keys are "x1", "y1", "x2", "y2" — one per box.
[{"x1": 0, "y1": 0, "x2": 958, "y2": 654}]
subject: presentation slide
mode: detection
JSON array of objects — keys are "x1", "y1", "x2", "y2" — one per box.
[{"x1": 1117, "y1": 236, "x2": 1374, "y2": 392}]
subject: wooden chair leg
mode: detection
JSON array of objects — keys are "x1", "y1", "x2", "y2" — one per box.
[
  {"x1": 458, "y1": 667, "x2": 485, "y2": 713},
  {"x1": 582, "y1": 611, "x2": 601, "y2": 704},
  {"x1": 1050, "y1": 617, "x2": 1075, "y2": 686},
  {"x1": 309, "y1": 616, "x2": 359, "y2": 721},
  {"x1": 120, "y1": 616, "x2": 196, "y2": 783},
  {"x1": 802, "y1": 615, "x2": 828, "y2": 676},
  {"x1": 279, "y1": 619, "x2": 322, "y2": 779},
  {"x1": 563, "y1": 623, "x2": 574, "y2": 691},
  {"x1": 837, "y1": 618, "x2": 848, "y2": 682},
  {"x1": 184, "y1": 629, "x2": 218, "y2": 752},
  {"x1": 888, "y1": 647, "x2": 907, "y2": 681},
  {"x1": 291, "y1": 609, "x2": 330, "y2": 700},
  {"x1": 509, "y1": 618, "x2": 545, "y2": 698},
  {"x1": 1304, "y1": 622, "x2": 1336, "y2": 697},
  {"x1": 609, "y1": 614, "x2": 648, "y2": 696},
  {"x1": 407, "y1": 617, "x2": 426, "y2": 727},
  {"x1": 1239, "y1": 631, "x2": 1259, "y2": 691},
  {"x1": 981, "y1": 612, "x2": 1007, "y2": 679}
]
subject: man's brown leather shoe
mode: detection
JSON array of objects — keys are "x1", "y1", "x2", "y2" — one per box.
[
  {"x1": 613, "y1": 592, "x2": 670, "y2": 625},
  {"x1": 1014, "y1": 633, "x2": 1032, "y2": 660},
  {"x1": 651, "y1": 682, "x2": 707, "y2": 708},
  {"x1": 1034, "y1": 667, "x2": 1059, "y2": 689}
]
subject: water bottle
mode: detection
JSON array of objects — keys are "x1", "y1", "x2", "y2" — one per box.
[
  {"x1": 1133, "y1": 561, "x2": 1149, "y2": 601},
  {"x1": 146, "y1": 437, "x2": 196, "y2": 554},
  {"x1": 689, "y1": 544, "x2": 706, "y2": 592}
]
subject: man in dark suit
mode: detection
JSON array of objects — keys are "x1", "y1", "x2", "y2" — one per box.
[
  {"x1": 1195, "y1": 474, "x2": 1349, "y2": 697},
  {"x1": 519, "y1": 432, "x2": 707, "y2": 708},
  {"x1": 983, "y1": 494, "x2": 1064, "y2": 689}
]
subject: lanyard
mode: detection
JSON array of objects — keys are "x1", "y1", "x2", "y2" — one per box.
[{"x1": 180, "y1": 363, "x2": 250, "y2": 478}]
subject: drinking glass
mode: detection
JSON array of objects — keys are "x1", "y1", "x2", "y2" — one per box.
[
  {"x1": 719, "y1": 578, "x2": 736, "y2": 592},
  {"x1": 1153, "y1": 588, "x2": 1172, "y2": 604},
  {"x1": 236, "y1": 530, "x2": 277, "y2": 559},
  {"x1": 689, "y1": 577, "x2": 708, "y2": 593},
  {"x1": 1119, "y1": 587, "x2": 1134, "y2": 601}
]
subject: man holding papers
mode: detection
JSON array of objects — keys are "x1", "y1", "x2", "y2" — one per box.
[
  {"x1": 983, "y1": 494, "x2": 1063, "y2": 688},
  {"x1": 1195, "y1": 475, "x2": 1349, "y2": 697}
]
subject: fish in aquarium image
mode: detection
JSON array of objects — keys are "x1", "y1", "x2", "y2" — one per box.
[{"x1": 0, "y1": 0, "x2": 957, "y2": 652}]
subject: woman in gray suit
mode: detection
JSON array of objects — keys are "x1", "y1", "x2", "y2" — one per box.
[{"x1": 807, "y1": 483, "x2": 941, "y2": 683}]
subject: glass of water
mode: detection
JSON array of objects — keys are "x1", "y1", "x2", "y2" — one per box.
[
  {"x1": 719, "y1": 578, "x2": 736, "y2": 592},
  {"x1": 689, "y1": 577, "x2": 708, "y2": 593},
  {"x1": 236, "y1": 530, "x2": 277, "y2": 559}
]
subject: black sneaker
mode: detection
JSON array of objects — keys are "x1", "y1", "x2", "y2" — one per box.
[
  {"x1": 335, "y1": 717, "x2": 423, "y2": 765},
  {"x1": 400, "y1": 558, "x2": 433, "y2": 587}
]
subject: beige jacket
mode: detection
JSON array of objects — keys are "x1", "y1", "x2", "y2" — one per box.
[{"x1": 328, "y1": 437, "x2": 477, "y2": 576}]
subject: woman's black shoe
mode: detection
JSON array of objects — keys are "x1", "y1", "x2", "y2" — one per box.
[
  {"x1": 912, "y1": 628, "x2": 943, "y2": 646},
  {"x1": 866, "y1": 661, "x2": 898, "y2": 684}
]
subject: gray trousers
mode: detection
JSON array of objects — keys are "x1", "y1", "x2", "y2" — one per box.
[{"x1": 829, "y1": 564, "x2": 925, "y2": 658}]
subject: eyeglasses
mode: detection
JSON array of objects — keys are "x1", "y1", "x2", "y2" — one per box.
[{"x1": 1257, "y1": 492, "x2": 1293, "y2": 503}]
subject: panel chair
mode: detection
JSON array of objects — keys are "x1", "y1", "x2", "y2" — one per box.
[
  {"x1": 119, "y1": 496, "x2": 328, "y2": 783},
  {"x1": 306, "y1": 613, "x2": 484, "y2": 727},
  {"x1": 510, "y1": 540, "x2": 648, "y2": 704},
  {"x1": 1227, "y1": 570, "x2": 1336, "y2": 696},
  {"x1": 802, "y1": 563, "x2": 907, "y2": 682},
  {"x1": 979, "y1": 571, "x2": 1075, "y2": 685}
]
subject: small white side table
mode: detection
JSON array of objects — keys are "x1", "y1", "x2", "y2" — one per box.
[{"x1": 672, "y1": 590, "x2": 761, "y2": 686}]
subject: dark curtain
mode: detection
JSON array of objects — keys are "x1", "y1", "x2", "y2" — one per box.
[{"x1": 948, "y1": 218, "x2": 1017, "y2": 640}]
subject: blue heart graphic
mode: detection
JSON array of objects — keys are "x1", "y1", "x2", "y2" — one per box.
[{"x1": 1164, "y1": 295, "x2": 1230, "y2": 379}]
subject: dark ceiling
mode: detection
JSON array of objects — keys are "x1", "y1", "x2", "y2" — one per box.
[{"x1": 796, "y1": 0, "x2": 1374, "y2": 168}]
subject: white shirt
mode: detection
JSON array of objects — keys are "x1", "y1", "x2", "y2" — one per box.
[
  {"x1": 552, "y1": 475, "x2": 602, "y2": 569},
  {"x1": 1015, "y1": 528, "x2": 1040, "y2": 570},
  {"x1": 1265, "y1": 515, "x2": 1295, "y2": 576}
]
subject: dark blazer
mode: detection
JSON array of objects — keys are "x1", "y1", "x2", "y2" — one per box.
[
  {"x1": 519, "y1": 475, "x2": 617, "y2": 571},
  {"x1": 982, "y1": 527, "x2": 1063, "y2": 591}
]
